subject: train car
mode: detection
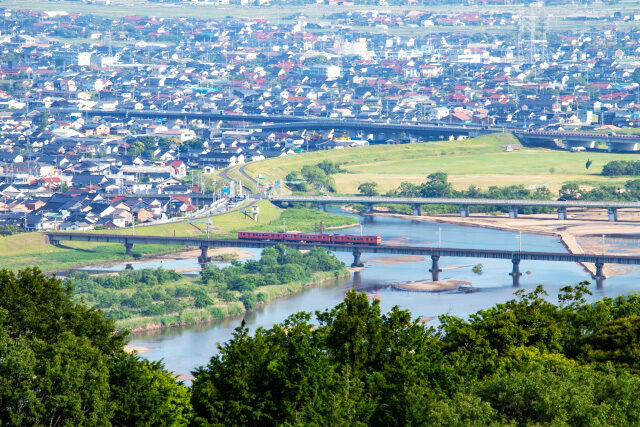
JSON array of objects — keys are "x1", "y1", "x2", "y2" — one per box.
[
  {"x1": 238, "y1": 231, "x2": 381, "y2": 245},
  {"x1": 331, "y1": 234, "x2": 381, "y2": 245}
]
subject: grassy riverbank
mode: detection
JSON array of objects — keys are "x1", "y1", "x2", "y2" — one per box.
[
  {"x1": 68, "y1": 245, "x2": 350, "y2": 332},
  {"x1": 243, "y1": 133, "x2": 640, "y2": 195},
  {"x1": 0, "y1": 202, "x2": 357, "y2": 272},
  {"x1": 116, "y1": 269, "x2": 349, "y2": 332}
]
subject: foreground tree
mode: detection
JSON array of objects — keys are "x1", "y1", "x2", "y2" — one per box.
[
  {"x1": 191, "y1": 287, "x2": 640, "y2": 426},
  {"x1": 0, "y1": 268, "x2": 191, "y2": 426}
]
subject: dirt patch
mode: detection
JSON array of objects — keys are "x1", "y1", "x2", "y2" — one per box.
[
  {"x1": 391, "y1": 279, "x2": 472, "y2": 292},
  {"x1": 368, "y1": 256, "x2": 425, "y2": 265},
  {"x1": 124, "y1": 345, "x2": 149, "y2": 354}
]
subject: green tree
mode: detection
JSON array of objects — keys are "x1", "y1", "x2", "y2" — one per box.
[
  {"x1": 109, "y1": 353, "x2": 192, "y2": 426},
  {"x1": 0, "y1": 268, "x2": 192, "y2": 425},
  {"x1": 358, "y1": 181, "x2": 379, "y2": 196}
]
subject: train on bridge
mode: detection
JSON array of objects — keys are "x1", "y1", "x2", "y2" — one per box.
[{"x1": 238, "y1": 231, "x2": 382, "y2": 245}]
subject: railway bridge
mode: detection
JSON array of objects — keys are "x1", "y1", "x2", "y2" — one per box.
[{"x1": 45, "y1": 232, "x2": 640, "y2": 288}]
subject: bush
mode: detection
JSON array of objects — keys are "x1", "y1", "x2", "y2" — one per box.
[
  {"x1": 240, "y1": 292, "x2": 258, "y2": 310},
  {"x1": 195, "y1": 294, "x2": 214, "y2": 308}
]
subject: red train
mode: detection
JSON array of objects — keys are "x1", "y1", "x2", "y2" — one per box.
[{"x1": 238, "y1": 231, "x2": 382, "y2": 245}]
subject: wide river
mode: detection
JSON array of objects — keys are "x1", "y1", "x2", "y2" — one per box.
[{"x1": 126, "y1": 208, "x2": 640, "y2": 380}]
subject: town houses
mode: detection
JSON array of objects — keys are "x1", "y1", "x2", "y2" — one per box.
[{"x1": 1, "y1": 6, "x2": 640, "y2": 229}]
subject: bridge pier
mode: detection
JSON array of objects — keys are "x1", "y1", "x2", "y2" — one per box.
[
  {"x1": 317, "y1": 202, "x2": 327, "y2": 212},
  {"x1": 595, "y1": 259, "x2": 605, "y2": 289},
  {"x1": 557, "y1": 207, "x2": 568, "y2": 220},
  {"x1": 429, "y1": 255, "x2": 442, "y2": 282},
  {"x1": 124, "y1": 242, "x2": 134, "y2": 255},
  {"x1": 412, "y1": 204, "x2": 421, "y2": 216},
  {"x1": 351, "y1": 249, "x2": 363, "y2": 267},
  {"x1": 509, "y1": 258, "x2": 522, "y2": 287},
  {"x1": 198, "y1": 245, "x2": 211, "y2": 265},
  {"x1": 459, "y1": 205, "x2": 470, "y2": 217},
  {"x1": 364, "y1": 203, "x2": 374, "y2": 214},
  {"x1": 508, "y1": 207, "x2": 518, "y2": 218},
  {"x1": 608, "y1": 208, "x2": 618, "y2": 222}
]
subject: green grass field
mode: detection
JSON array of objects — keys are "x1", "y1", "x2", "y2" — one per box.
[
  {"x1": 0, "y1": 201, "x2": 356, "y2": 272},
  {"x1": 243, "y1": 133, "x2": 640, "y2": 195}
]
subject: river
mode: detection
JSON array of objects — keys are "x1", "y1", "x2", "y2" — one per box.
[{"x1": 125, "y1": 208, "x2": 640, "y2": 380}]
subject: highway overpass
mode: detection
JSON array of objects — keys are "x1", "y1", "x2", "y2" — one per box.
[
  {"x1": 515, "y1": 130, "x2": 640, "y2": 151},
  {"x1": 46, "y1": 232, "x2": 640, "y2": 286},
  {"x1": 45, "y1": 109, "x2": 501, "y2": 138},
  {"x1": 270, "y1": 195, "x2": 640, "y2": 221}
]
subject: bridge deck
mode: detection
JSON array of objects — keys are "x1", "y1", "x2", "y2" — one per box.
[
  {"x1": 271, "y1": 195, "x2": 640, "y2": 209},
  {"x1": 45, "y1": 233, "x2": 640, "y2": 265}
]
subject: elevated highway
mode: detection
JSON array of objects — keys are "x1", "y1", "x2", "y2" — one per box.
[
  {"x1": 515, "y1": 130, "x2": 640, "y2": 151},
  {"x1": 46, "y1": 109, "x2": 500, "y2": 138},
  {"x1": 271, "y1": 195, "x2": 640, "y2": 221},
  {"x1": 46, "y1": 232, "x2": 640, "y2": 287}
]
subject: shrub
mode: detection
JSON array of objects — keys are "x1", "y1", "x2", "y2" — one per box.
[{"x1": 240, "y1": 292, "x2": 258, "y2": 310}]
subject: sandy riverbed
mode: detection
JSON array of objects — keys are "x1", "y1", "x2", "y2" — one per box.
[
  {"x1": 349, "y1": 206, "x2": 640, "y2": 279},
  {"x1": 391, "y1": 279, "x2": 472, "y2": 292}
]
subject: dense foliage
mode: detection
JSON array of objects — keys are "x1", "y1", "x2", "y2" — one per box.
[
  {"x1": 559, "y1": 179, "x2": 640, "y2": 201},
  {"x1": 285, "y1": 160, "x2": 346, "y2": 193},
  {"x1": 602, "y1": 160, "x2": 640, "y2": 176},
  {"x1": 191, "y1": 285, "x2": 640, "y2": 426},
  {"x1": 385, "y1": 172, "x2": 553, "y2": 214},
  {"x1": 70, "y1": 246, "x2": 345, "y2": 324},
  {"x1": 5, "y1": 267, "x2": 640, "y2": 425},
  {"x1": 201, "y1": 245, "x2": 345, "y2": 301},
  {"x1": 0, "y1": 268, "x2": 191, "y2": 425}
]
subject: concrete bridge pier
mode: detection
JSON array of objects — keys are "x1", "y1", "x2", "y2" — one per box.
[
  {"x1": 351, "y1": 249, "x2": 363, "y2": 267},
  {"x1": 198, "y1": 245, "x2": 211, "y2": 265},
  {"x1": 595, "y1": 260, "x2": 605, "y2": 289},
  {"x1": 317, "y1": 202, "x2": 327, "y2": 212},
  {"x1": 459, "y1": 205, "x2": 470, "y2": 217},
  {"x1": 557, "y1": 207, "x2": 568, "y2": 220},
  {"x1": 608, "y1": 208, "x2": 618, "y2": 222},
  {"x1": 508, "y1": 207, "x2": 518, "y2": 218},
  {"x1": 364, "y1": 203, "x2": 374, "y2": 214},
  {"x1": 509, "y1": 258, "x2": 522, "y2": 287},
  {"x1": 412, "y1": 204, "x2": 421, "y2": 216},
  {"x1": 429, "y1": 255, "x2": 442, "y2": 281},
  {"x1": 124, "y1": 242, "x2": 134, "y2": 255}
]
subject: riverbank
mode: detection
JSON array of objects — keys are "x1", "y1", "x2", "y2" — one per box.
[
  {"x1": 121, "y1": 268, "x2": 351, "y2": 334},
  {"x1": 345, "y1": 206, "x2": 640, "y2": 279}
]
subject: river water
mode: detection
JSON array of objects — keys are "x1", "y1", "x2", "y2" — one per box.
[{"x1": 126, "y1": 208, "x2": 640, "y2": 379}]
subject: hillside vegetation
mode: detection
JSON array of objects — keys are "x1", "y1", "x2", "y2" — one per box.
[
  {"x1": 243, "y1": 133, "x2": 640, "y2": 194},
  {"x1": 6, "y1": 267, "x2": 640, "y2": 425}
]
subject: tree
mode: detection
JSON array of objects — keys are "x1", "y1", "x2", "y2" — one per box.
[
  {"x1": 0, "y1": 268, "x2": 192, "y2": 425},
  {"x1": 420, "y1": 172, "x2": 453, "y2": 198},
  {"x1": 559, "y1": 183, "x2": 581, "y2": 200},
  {"x1": 358, "y1": 182, "x2": 379, "y2": 196},
  {"x1": 109, "y1": 353, "x2": 192, "y2": 426}
]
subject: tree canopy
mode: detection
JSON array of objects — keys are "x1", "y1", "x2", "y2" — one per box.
[
  {"x1": 191, "y1": 285, "x2": 640, "y2": 426},
  {"x1": 4, "y1": 267, "x2": 640, "y2": 425},
  {"x1": 0, "y1": 268, "x2": 191, "y2": 426}
]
